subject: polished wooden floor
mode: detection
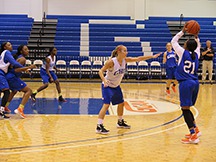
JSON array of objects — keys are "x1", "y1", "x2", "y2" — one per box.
[{"x1": 0, "y1": 81, "x2": 216, "y2": 162}]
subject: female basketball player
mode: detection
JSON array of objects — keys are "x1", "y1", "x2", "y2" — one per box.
[
  {"x1": 171, "y1": 24, "x2": 201, "y2": 144},
  {"x1": 5, "y1": 45, "x2": 36, "y2": 118},
  {"x1": 31, "y1": 47, "x2": 66, "y2": 102},
  {"x1": 96, "y1": 45, "x2": 161, "y2": 134},
  {"x1": 163, "y1": 43, "x2": 178, "y2": 95},
  {"x1": 0, "y1": 42, "x2": 23, "y2": 118}
]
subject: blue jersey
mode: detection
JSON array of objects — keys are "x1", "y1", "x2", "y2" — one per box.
[
  {"x1": 175, "y1": 50, "x2": 199, "y2": 81},
  {"x1": 6, "y1": 55, "x2": 25, "y2": 79},
  {"x1": 171, "y1": 31, "x2": 200, "y2": 82},
  {"x1": 166, "y1": 51, "x2": 177, "y2": 68}
]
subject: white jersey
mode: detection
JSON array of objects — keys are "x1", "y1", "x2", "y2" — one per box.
[
  {"x1": 0, "y1": 50, "x2": 10, "y2": 73},
  {"x1": 105, "y1": 57, "x2": 126, "y2": 88},
  {"x1": 42, "y1": 55, "x2": 56, "y2": 71}
]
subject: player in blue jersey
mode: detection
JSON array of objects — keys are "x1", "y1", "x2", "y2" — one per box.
[
  {"x1": 96, "y1": 45, "x2": 161, "y2": 134},
  {"x1": 31, "y1": 47, "x2": 66, "y2": 102},
  {"x1": 5, "y1": 45, "x2": 36, "y2": 118},
  {"x1": 163, "y1": 42, "x2": 178, "y2": 95},
  {"x1": 171, "y1": 24, "x2": 201, "y2": 144},
  {"x1": 0, "y1": 42, "x2": 23, "y2": 118}
]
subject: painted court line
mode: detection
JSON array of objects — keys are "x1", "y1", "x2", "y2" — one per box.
[{"x1": 0, "y1": 107, "x2": 198, "y2": 155}]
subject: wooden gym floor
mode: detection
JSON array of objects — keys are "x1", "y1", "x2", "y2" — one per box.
[{"x1": 0, "y1": 82, "x2": 215, "y2": 162}]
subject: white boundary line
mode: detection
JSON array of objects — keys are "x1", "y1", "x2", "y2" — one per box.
[{"x1": 0, "y1": 107, "x2": 198, "y2": 155}]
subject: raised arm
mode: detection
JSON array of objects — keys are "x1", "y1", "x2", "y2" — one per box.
[
  {"x1": 195, "y1": 37, "x2": 201, "y2": 59},
  {"x1": 125, "y1": 52, "x2": 161, "y2": 63},
  {"x1": 171, "y1": 31, "x2": 184, "y2": 58}
]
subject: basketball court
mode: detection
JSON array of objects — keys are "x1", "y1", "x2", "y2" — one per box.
[{"x1": 0, "y1": 82, "x2": 215, "y2": 162}]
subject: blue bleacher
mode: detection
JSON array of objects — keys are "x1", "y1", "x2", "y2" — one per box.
[
  {"x1": 46, "y1": 15, "x2": 216, "y2": 79},
  {"x1": 0, "y1": 14, "x2": 33, "y2": 54},
  {"x1": 47, "y1": 14, "x2": 173, "y2": 61}
]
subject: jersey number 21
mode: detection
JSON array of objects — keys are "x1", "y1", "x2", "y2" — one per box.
[{"x1": 184, "y1": 60, "x2": 195, "y2": 74}]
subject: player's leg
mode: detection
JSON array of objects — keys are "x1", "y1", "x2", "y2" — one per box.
[
  {"x1": 113, "y1": 86, "x2": 130, "y2": 129},
  {"x1": 165, "y1": 67, "x2": 172, "y2": 95},
  {"x1": 171, "y1": 79, "x2": 178, "y2": 93},
  {"x1": 179, "y1": 80, "x2": 199, "y2": 144},
  {"x1": 166, "y1": 80, "x2": 172, "y2": 95},
  {"x1": 190, "y1": 80, "x2": 201, "y2": 136},
  {"x1": 14, "y1": 85, "x2": 32, "y2": 119},
  {"x1": 51, "y1": 71, "x2": 66, "y2": 102},
  {"x1": 208, "y1": 61, "x2": 213, "y2": 84},
  {"x1": 0, "y1": 75, "x2": 10, "y2": 118},
  {"x1": 31, "y1": 68, "x2": 49, "y2": 102},
  {"x1": 202, "y1": 60, "x2": 207, "y2": 83},
  {"x1": 96, "y1": 85, "x2": 112, "y2": 134},
  {"x1": 170, "y1": 67, "x2": 177, "y2": 93},
  {"x1": 4, "y1": 90, "x2": 17, "y2": 113}
]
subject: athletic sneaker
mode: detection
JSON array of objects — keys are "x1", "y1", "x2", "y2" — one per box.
[
  {"x1": 14, "y1": 107, "x2": 26, "y2": 119},
  {"x1": 31, "y1": 93, "x2": 36, "y2": 102},
  {"x1": 59, "y1": 96, "x2": 67, "y2": 102},
  {"x1": 181, "y1": 133, "x2": 199, "y2": 144},
  {"x1": 185, "y1": 127, "x2": 201, "y2": 138},
  {"x1": 0, "y1": 112, "x2": 10, "y2": 119},
  {"x1": 96, "y1": 124, "x2": 109, "y2": 134},
  {"x1": 171, "y1": 86, "x2": 176, "y2": 93},
  {"x1": 166, "y1": 89, "x2": 171, "y2": 95},
  {"x1": 117, "y1": 119, "x2": 131, "y2": 129},
  {"x1": 4, "y1": 107, "x2": 11, "y2": 114}
]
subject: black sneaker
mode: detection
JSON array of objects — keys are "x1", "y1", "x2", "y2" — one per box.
[
  {"x1": 117, "y1": 119, "x2": 131, "y2": 129},
  {"x1": 31, "y1": 93, "x2": 36, "y2": 102},
  {"x1": 0, "y1": 112, "x2": 10, "y2": 119},
  {"x1": 96, "y1": 124, "x2": 109, "y2": 134},
  {"x1": 59, "y1": 96, "x2": 67, "y2": 102}
]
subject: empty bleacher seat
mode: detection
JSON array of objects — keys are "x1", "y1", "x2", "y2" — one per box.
[
  {"x1": 138, "y1": 61, "x2": 149, "y2": 79},
  {"x1": 80, "y1": 60, "x2": 92, "y2": 79},
  {"x1": 69, "y1": 60, "x2": 80, "y2": 78},
  {"x1": 56, "y1": 60, "x2": 67, "y2": 78},
  {"x1": 32, "y1": 59, "x2": 43, "y2": 77},
  {"x1": 126, "y1": 62, "x2": 138, "y2": 79},
  {"x1": 150, "y1": 61, "x2": 162, "y2": 79},
  {"x1": 91, "y1": 60, "x2": 103, "y2": 78}
]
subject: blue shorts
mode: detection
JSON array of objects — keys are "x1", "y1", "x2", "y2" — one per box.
[
  {"x1": 166, "y1": 66, "x2": 176, "y2": 79},
  {"x1": 0, "y1": 73, "x2": 9, "y2": 91},
  {"x1": 179, "y1": 80, "x2": 199, "y2": 107},
  {"x1": 101, "y1": 84, "x2": 124, "y2": 105},
  {"x1": 40, "y1": 68, "x2": 58, "y2": 84},
  {"x1": 7, "y1": 77, "x2": 27, "y2": 91}
]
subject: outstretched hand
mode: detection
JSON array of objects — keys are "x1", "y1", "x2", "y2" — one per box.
[{"x1": 152, "y1": 52, "x2": 162, "y2": 58}]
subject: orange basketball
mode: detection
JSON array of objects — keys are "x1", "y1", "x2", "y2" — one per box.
[{"x1": 185, "y1": 20, "x2": 200, "y2": 35}]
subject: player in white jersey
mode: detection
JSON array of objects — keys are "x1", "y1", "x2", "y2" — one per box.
[
  {"x1": 0, "y1": 42, "x2": 24, "y2": 118},
  {"x1": 96, "y1": 45, "x2": 161, "y2": 134},
  {"x1": 31, "y1": 47, "x2": 66, "y2": 102}
]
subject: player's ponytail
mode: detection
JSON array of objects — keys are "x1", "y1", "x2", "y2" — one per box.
[
  {"x1": 111, "y1": 45, "x2": 124, "y2": 58},
  {"x1": 186, "y1": 39, "x2": 197, "y2": 60},
  {"x1": 111, "y1": 49, "x2": 118, "y2": 58},
  {"x1": 0, "y1": 42, "x2": 8, "y2": 54}
]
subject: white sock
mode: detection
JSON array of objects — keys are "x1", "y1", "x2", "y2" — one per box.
[
  {"x1": 118, "y1": 116, "x2": 123, "y2": 121},
  {"x1": 98, "y1": 119, "x2": 103, "y2": 125},
  {"x1": 0, "y1": 106, "x2": 5, "y2": 112}
]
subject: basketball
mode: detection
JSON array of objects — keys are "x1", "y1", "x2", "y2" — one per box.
[{"x1": 185, "y1": 20, "x2": 200, "y2": 35}]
